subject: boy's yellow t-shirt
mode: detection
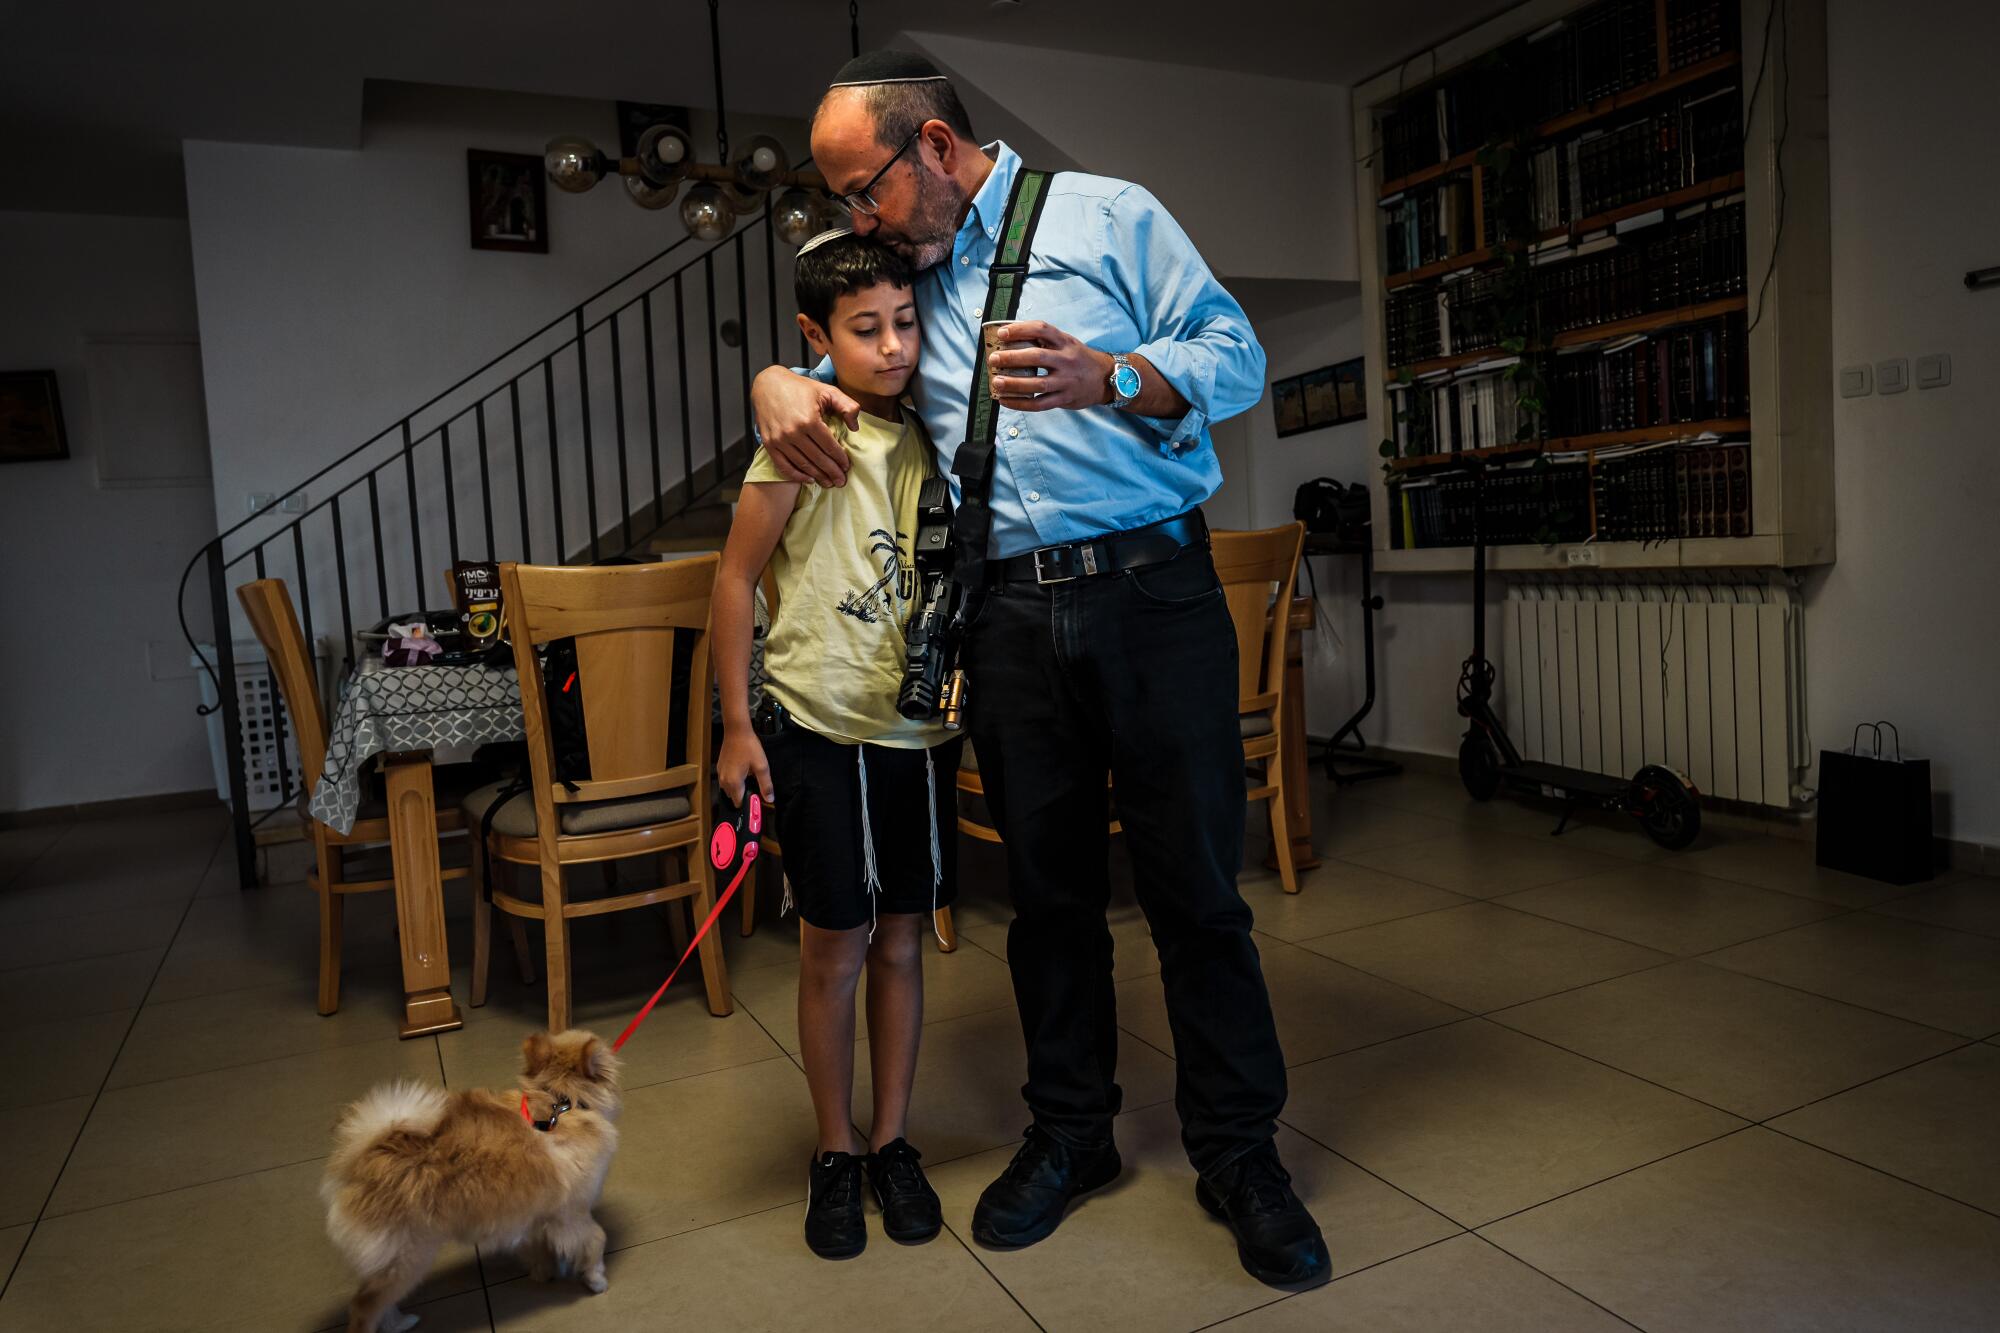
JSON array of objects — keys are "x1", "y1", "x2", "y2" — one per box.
[{"x1": 745, "y1": 409, "x2": 948, "y2": 750}]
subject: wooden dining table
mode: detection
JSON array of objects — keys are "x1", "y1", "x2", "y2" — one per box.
[{"x1": 307, "y1": 656, "x2": 526, "y2": 1037}]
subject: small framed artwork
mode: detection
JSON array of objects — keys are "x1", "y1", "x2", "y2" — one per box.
[
  {"x1": 1333, "y1": 356, "x2": 1367, "y2": 422},
  {"x1": 0, "y1": 369, "x2": 70, "y2": 464},
  {"x1": 467, "y1": 149, "x2": 548, "y2": 254},
  {"x1": 1273, "y1": 357, "x2": 1368, "y2": 437},
  {"x1": 1272, "y1": 377, "x2": 1307, "y2": 437},
  {"x1": 1301, "y1": 366, "x2": 1339, "y2": 428}
]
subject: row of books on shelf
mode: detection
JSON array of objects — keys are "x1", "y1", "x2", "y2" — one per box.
[
  {"x1": 1594, "y1": 440, "x2": 1751, "y2": 540},
  {"x1": 1376, "y1": 0, "x2": 1744, "y2": 185},
  {"x1": 1526, "y1": 0, "x2": 1661, "y2": 120},
  {"x1": 1389, "y1": 466, "x2": 1594, "y2": 548},
  {"x1": 1385, "y1": 439, "x2": 1753, "y2": 549},
  {"x1": 1529, "y1": 83, "x2": 1742, "y2": 230},
  {"x1": 1388, "y1": 199, "x2": 1746, "y2": 368},
  {"x1": 1383, "y1": 176, "x2": 1480, "y2": 274},
  {"x1": 1387, "y1": 369, "x2": 1528, "y2": 457},
  {"x1": 1667, "y1": 0, "x2": 1740, "y2": 71},
  {"x1": 1546, "y1": 311, "x2": 1749, "y2": 433},
  {"x1": 1536, "y1": 199, "x2": 1745, "y2": 333},
  {"x1": 1386, "y1": 284, "x2": 1446, "y2": 368},
  {"x1": 1380, "y1": 78, "x2": 1498, "y2": 183}
]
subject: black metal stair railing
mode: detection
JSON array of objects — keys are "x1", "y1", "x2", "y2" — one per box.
[{"x1": 178, "y1": 189, "x2": 814, "y2": 890}]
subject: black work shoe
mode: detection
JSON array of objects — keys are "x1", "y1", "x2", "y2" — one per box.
[
  {"x1": 867, "y1": 1138, "x2": 943, "y2": 1244},
  {"x1": 1195, "y1": 1145, "x2": 1331, "y2": 1288},
  {"x1": 971, "y1": 1125, "x2": 1121, "y2": 1249},
  {"x1": 805, "y1": 1151, "x2": 867, "y2": 1259}
]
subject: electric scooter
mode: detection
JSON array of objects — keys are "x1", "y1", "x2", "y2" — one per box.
[{"x1": 1451, "y1": 461, "x2": 1702, "y2": 850}]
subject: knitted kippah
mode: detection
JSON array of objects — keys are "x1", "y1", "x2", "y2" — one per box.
[{"x1": 828, "y1": 50, "x2": 949, "y2": 87}]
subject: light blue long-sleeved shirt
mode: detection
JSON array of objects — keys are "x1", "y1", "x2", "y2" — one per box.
[{"x1": 806, "y1": 142, "x2": 1266, "y2": 559}]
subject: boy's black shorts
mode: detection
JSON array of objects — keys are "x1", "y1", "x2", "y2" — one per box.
[{"x1": 766, "y1": 721, "x2": 963, "y2": 932}]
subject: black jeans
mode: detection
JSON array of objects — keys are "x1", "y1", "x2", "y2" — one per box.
[{"x1": 962, "y1": 541, "x2": 1287, "y2": 1175}]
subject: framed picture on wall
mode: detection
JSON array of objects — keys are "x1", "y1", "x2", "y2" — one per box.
[
  {"x1": 1301, "y1": 366, "x2": 1339, "y2": 428},
  {"x1": 0, "y1": 369, "x2": 69, "y2": 464},
  {"x1": 1275, "y1": 357, "x2": 1368, "y2": 437},
  {"x1": 467, "y1": 149, "x2": 549, "y2": 254},
  {"x1": 1333, "y1": 356, "x2": 1366, "y2": 422},
  {"x1": 1272, "y1": 376, "x2": 1307, "y2": 437}
]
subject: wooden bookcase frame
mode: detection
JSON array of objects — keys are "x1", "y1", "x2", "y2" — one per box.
[{"x1": 1354, "y1": 0, "x2": 1833, "y2": 573}]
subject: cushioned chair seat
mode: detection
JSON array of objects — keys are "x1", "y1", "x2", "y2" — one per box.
[
  {"x1": 462, "y1": 780, "x2": 693, "y2": 838},
  {"x1": 298, "y1": 762, "x2": 495, "y2": 830},
  {"x1": 1239, "y1": 712, "x2": 1275, "y2": 739}
]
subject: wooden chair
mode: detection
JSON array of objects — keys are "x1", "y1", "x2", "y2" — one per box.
[
  {"x1": 1213, "y1": 523, "x2": 1308, "y2": 894},
  {"x1": 954, "y1": 525, "x2": 1307, "y2": 894},
  {"x1": 466, "y1": 557, "x2": 732, "y2": 1032},
  {"x1": 235, "y1": 578, "x2": 525, "y2": 1014}
]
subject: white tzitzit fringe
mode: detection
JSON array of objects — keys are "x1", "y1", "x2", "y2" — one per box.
[
  {"x1": 856, "y1": 745, "x2": 880, "y2": 939},
  {"x1": 925, "y1": 748, "x2": 945, "y2": 947}
]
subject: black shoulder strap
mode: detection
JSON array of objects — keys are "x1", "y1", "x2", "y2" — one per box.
[{"x1": 949, "y1": 168, "x2": 1054, "y2": 586}]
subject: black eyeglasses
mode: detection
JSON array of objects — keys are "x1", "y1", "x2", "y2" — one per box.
[{"x1": 827, "y1": 127, "x2": 921, "y2": 217}]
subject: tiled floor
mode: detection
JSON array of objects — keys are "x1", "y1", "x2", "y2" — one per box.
[{"x1": 2, "y1": 772, "x2": 1998, "y2": 1332}]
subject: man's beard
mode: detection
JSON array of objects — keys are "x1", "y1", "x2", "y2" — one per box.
[{"x1": 880, "y1": 167, "x2": 964, "y2": 272}]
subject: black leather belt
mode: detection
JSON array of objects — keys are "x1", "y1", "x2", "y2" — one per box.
[{"x1": 990, "y1": 509, "x2": 1209, "y2": 586}]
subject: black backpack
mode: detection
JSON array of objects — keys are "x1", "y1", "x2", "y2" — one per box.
[{"x1": 1293, "y1": 476, "x2": 1370, "y2": 543}]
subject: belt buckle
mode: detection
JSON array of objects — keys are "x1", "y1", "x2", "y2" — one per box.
[{"x1": 1032, "y1": 546, "x2": 1075, "y2": 585}]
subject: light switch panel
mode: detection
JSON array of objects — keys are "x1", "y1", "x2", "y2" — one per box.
[
  {"x1": 1839, "y1": 365, "x2": 1872, "y2": 397},
  {"x1": 1876, "y1": 358, "x2": 1909, "y2": 394},
  {"x1": 1915, "y1": 353, "x2": 1951, "y2": 389}
]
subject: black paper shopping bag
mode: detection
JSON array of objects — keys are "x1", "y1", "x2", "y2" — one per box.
[{"x1": 1816, "y1": 722, "x2": 1933, "y2": 885}]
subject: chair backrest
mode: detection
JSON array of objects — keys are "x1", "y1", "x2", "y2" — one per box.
[
  {"x1": 500, "y1": 557, "x2": 720, "y2": 833},
  {"x1": 1210, "y1": 524, "x2": 1306, "y2": 717},
  {"x1": 234, "y1": 578, "x2": 331, "y2": 791}
]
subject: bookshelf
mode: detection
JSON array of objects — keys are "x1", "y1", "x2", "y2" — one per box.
[{"x1": 1354, "y1": 0, "x2": 1833, "y2": 573}]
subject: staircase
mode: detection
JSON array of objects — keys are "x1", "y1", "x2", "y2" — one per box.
[{"x1": 178, "y1": 197, "x2": 807, "y2": 889}]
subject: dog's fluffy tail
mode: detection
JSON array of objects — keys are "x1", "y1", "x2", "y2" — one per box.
[{"x1": 323, "y1": 1081, "x2": 449, "y2": 1199}]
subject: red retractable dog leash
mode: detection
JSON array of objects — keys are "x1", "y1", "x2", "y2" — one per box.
[{"x1": 523, "y1": 792, "x2": 763, "y2": 1125}]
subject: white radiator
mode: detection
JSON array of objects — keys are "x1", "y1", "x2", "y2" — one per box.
[{"x1": 1501, "y1": 575, "x2": 1807, "y2": 808}]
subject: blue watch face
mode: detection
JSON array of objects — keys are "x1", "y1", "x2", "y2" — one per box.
[{"x1": 1113, "y1": 362, "x2": 1142, "y2": 399}]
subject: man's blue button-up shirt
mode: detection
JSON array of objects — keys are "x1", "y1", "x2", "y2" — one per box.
[{"x1": 809, "y1": 141, "x2": 1266, "y2": 559}]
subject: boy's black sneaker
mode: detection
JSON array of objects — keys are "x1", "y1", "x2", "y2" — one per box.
[
  {"x1": 805, "y1": 1150, "x2": 867, "y2": 1259},
  {"x1": 970, "y1": 1124, "x2": 1122, "y2": 1249},
  {"x1": 867, "y1": 1138, "x2": 943, "y2": 1243}
]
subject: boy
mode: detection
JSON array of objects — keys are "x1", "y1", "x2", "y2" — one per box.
[{"x1": 712, "y1": 228, "x2": 962, "y2": 1260}]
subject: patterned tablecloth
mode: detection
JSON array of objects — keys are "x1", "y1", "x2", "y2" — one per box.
[{"x1": 306, "y1": 660, "x2": 523, "y2": 836}]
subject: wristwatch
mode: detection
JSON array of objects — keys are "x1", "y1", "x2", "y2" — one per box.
[{"x1": 1108, "y1": 353, "x2": 1142, "y2": 409}]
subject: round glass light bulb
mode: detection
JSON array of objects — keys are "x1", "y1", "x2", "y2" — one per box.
[
  {"x1": 773, "y1": 189, "x2": 818, "y2": 247},
  {"x1": 543, "y1": 136, "x2": 603, "y2": 193},
  {"x1": 624, "y1": 174, "x2": 678, "y2": 211},
  {"x1": 680, "y1": 183, "x2": 737, "y2": 242}
]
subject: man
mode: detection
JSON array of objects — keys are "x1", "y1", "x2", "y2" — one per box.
[{"x1": 752, "y1": 51, "x2": 1328, "y2": 1288}]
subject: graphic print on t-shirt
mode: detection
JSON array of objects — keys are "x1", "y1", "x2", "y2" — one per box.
[{"x1": 835, "y1": 527, "x2": 916, "y2": 625}]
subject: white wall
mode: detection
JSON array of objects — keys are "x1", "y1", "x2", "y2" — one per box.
[
  {"x1": 0, "y1": 212, "x2": 219, "y2": 811},
  {"x1": 1810, "y1": 0, "x2": 2000, "y2": 845},
  {"x1": 186, "y1": 82, "x2": 807, "y2": 641},
  {"x1": 900, "y1": 31, "x2": 1354, "y2": 285}
]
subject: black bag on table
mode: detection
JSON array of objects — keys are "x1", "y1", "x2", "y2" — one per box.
[{"x1": 1816, "y1": 721, "x2": 1933, "y2": 885}]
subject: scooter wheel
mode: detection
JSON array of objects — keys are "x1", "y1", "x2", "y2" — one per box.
[
  {"x1": 1459, "y1": 731, "x2": 1501, "y2": 801},
  {"x1": 1635, "y1": 766, "x2": 1701, "y2": 850}
]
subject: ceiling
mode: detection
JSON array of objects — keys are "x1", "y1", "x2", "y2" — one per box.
[{"x1": 1, "y1": 0, "x2": 1512, "y2": 216}]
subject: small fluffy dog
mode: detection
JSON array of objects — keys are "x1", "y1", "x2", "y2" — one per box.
[{"x1": 322, "y1": 1029, "x2": 622, "y2": 1333}]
